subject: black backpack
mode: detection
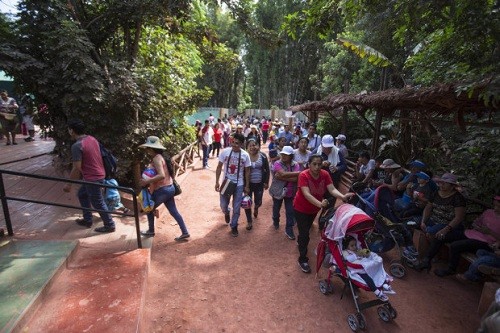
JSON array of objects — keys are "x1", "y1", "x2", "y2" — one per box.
[{"x1": 100, "y1": 143, "x2": 117, "y2": 179}]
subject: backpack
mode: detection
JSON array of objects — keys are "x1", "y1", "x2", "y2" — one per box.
[{"x1": 100, "y1": 143, "x2": 118, "y2": 179}]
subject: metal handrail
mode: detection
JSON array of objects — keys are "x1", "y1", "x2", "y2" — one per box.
[{"x1": 0, "y1": 169, "x2": 142, "y2": 248}]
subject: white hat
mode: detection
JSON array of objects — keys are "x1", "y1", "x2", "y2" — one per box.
[
  {"x1": 321, "y1": 135, "x2": 335, "y2": 148},
  {"x1": 139, "y1": 136, "x2": 166, "y2": 150},
  {"x1": 335, "y1": 134, "x2": 347, "y2": 141},
  {"x1": 280, "y1": 146, "x2": 294, "y2": 155},
  {"x1": 380, "y1": 159, "x2": 401, "y2": 169}
]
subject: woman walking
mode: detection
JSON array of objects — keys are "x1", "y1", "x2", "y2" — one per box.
[
  {"x1": 139, "y1": 136, "x2": 190, "y2": 241},
  {"x1": 293, "y1": 154, "x2": 354, "y2": 273},
  {"x1": 243, "y1": 138, "x2": 270, "y2": 230}
]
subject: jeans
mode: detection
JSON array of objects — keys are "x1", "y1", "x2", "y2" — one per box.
[
  {"x1": 422, "y1": 218, "x2": 466, "y2": 261},
  {"x1": 294, "y1": 209, "x2": 317, "y2": 263},
  {"x1": 272, "y1": 197, "x2": 295, "y2": 232},
  {"x1": 147, "y1": 185, "x2": 188, "y2": 234},
  {"x1": 464, "y1": 249, "x2": 500, "y2": 281},
  {"x1": 262, "y1": 130, "x2": 269, "y2": 144},
  {"x1": 220, "y1": 184, "x2": 244, "y2": 228},
  {"x1": 202, "y1": 144, "x2": 211, "y2": 167},
  {"x1": 447, "y1": 238, "x2": 491, "y2": 271},
  {"x1": 78, "y1": 180, "x2": 115, "y2": 228},
  {"x1": 244, "y1": 182, "x2": 264, "y2": 223}
]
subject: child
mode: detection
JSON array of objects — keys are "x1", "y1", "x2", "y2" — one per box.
[
  {"x1": 103, "y1": 178, "x2": 130, "y2": 214},
  {"x1": 342, "y1": 235, "x2": 395, "y2": 301},
  {"x1": 396, "y1": 171, "x2": 434, "y2": 218}
]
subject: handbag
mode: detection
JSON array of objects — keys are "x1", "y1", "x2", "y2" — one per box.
[
  {"x1": 173, "y1": 179, "x2": 182, "y2": 196},
  {"x1": 269, "y1": 177, "x2": 287, "y2": 200},
  {"x1": 220, "y1": 178, "x2": 237, "y2": 197}
]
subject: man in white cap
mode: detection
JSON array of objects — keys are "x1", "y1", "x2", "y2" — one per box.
[
  {"x1": 317, "y1": 134, "x2": 347, "y2": 188},
  {"x1": 335, "y1": 134, "x2": 348, "y2": 158}
]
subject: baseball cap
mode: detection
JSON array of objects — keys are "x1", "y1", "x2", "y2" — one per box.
[
  {"x1": 409, "y1": 160, "x2": 426, "y2": 169},
  {"x1": 280, "y1": 146, "x2": 294, "y2": 155},
  {"x1": 321, "y1": 135, "x2": 335, "y2": 148},
  {"x1": 415, "y1": 172, "x2": 430, "y2": 181},
  {"x1": 335, "y1": 134, "x2": 347, "y2": 141}
]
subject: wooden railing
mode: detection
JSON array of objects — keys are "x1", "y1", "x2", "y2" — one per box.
[{"x1": 171, "y1": 141, "x2": 201, "y2": 178}]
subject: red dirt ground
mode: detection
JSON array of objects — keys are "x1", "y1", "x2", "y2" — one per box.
[{"x1": 141, "y1": 154, "x2": 483, "y2": 333}]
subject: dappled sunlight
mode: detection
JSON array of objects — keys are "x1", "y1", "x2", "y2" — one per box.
[{"x1": 187, "y1": 249, "x2": 226, "y2": 266}]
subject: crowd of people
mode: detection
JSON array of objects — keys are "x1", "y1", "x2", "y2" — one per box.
[{"x1": 194, "y1": 113, "x2": 500, "y2": 285}]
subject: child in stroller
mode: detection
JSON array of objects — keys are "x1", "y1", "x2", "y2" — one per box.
[{"x1": 342, "y1": 235, "x2": 396, "y2": 301}]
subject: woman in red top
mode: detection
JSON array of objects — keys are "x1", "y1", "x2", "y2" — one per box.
[
  {"x1": 293, "y1": 154, "x2": 354, "y2": 273},
  {"x1": 212, "y1": 123, "x2": 223, "y2": 157}
]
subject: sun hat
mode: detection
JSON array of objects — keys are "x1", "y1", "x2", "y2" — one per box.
[
  {"x1": 409, "y1": 160, "x2": 426, "y2": 169},
  {"x1": 335, "y1": 134, "x2": 347, "y2": 141},
  {"x1": 380, "y1": 159, "x2": 401, "y2": 169},
  {"x1": 280, "y1": 146, "x2": 294, "y2": 155},
  {"x1": 434, "y1": 173, "x2": 459, "y2": 185},
  {"x1": 415, "y1": 171, "x2": 430, "y2": 181},
  {"x1": 139, "y1": 136, "x2": 166, "y2": 150},
  {"x1": 237, "y1": 124, "x2": 243, "y2": 129},
  {"x1": 321, "y1": 135, "x2": 335, "y2": 148}
]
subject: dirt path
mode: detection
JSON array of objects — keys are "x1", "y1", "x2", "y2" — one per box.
[{"x1": 141, "y1": 154, "x2": 482, "y2": 333}]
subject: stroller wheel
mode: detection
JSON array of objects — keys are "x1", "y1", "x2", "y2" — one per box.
[
  {"x1": 384, "y1": 304, "x2": 398, "y2": 319},
  {"x1": 389, "y1": 263, "x2": 406, "y2": 278},
  {"x1": 356, "y1": 313, "x2": 366, "y2": 330},
  {"x1": 347, "y1": 314, "x2": 360, "y2": 331},
  {"x1": 377, "y1": 306, "x2": 392, "y2": 322},
  {"x1": 403, "y1": 256, "x2": 417, "y2": 268},
  {"x1": 319, "y1": 280, "x2": 333, "y2": 295}
]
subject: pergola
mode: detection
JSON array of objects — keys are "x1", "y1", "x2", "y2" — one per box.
[{"x1": 290, "y1": 80, "x2": 498, "y2": 157}]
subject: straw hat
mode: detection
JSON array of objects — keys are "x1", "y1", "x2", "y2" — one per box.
[{"x1": 139, "y1": 136, "x2": 166, "y2": 150}]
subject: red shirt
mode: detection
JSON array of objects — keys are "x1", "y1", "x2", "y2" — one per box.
[
  {"x1": 71, "y1": 135, "x2": 105, "y2": 181},
  {"x1": 214, "y1": 129, "x2": 223, "y2": 142},
  {"x1": 293, "y1": 169, "x2": 332, "y2": 215},
  {"x1": 262, "y1": 121, "x2": 270, "y2": 131}
]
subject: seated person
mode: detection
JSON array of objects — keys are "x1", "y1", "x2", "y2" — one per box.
[
  {"x1": 415, "y1": 173, "x2": 466, "y2": 271},
  {"x1": 355, "y1": 151, "x2": 376, "y2": 184},
  {"x1": 378, "y1": 158, "x2": 407, "y2": 195},
  {"x1": 317, "y1": 134, "x2": 347, "y2": 189},
  {"x1": 456, "y1": 244, "x2": 500, "y2": 282},
  {"x1": 342, "y1": 235, "x2": 395, "y2": 301},
  {"x1": 395, "y1": 172, "x2": 434, "y2": 217},
  {"x1": 370, "y1": 156, "x2": 386, "y2": 188},
  {"x1": 435, "y1": 194, "x2": 500, "y2": 277}
]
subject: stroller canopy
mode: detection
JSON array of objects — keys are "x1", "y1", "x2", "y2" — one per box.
[{"x1": 325, "y1": 204, "x2": 375, "y2": 241}]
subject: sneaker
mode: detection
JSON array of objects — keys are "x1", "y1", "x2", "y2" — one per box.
[
  {"x1": 298, "y1": 261, "x2": 311, "y2": 273},
  {"x1": 224, "y1": 212, "x2": 230, "y2": 224},
  {"x1": 231, "y1": 226, "x2": 238, "y2": 237},
  {"x1": 383, "y1": 285, "x2": 396, "y2": 295},
  {"x1": 141, "y1": 230, "x2": 155, "y2": 237},
  {"x1": 95, "y1": 226, "x2": 116, "y2": 233},
  {"x1": 285, "y1": 229, "x2": 296, "y2": 240},
  {"x1": 175, "y1": 233, "x2": 190, "y2": 241},
  {"x1": 376, "y1": 292, "x2": 389, "y2": 302},
  {"x1": 246, "y1": 222, "x2": 253, "y2": 230},
  {"x1": 404, "y1": 245, "x2": 419, "y2": 257},
  {"x1": 75, "y1": 218, "x2": 92, "y2": 228}
]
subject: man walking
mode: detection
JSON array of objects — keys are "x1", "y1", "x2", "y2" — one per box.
[
  {"x1": 200, "y1": 120, "x2": 214, "y2": 169},
  {"x1": 63, "y1": 119, "x2": 116, "y2": 233},
  {"x1": 215, "y1": 133, "x2": 251, "y2": 237}
]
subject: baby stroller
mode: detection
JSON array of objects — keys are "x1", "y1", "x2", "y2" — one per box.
[
  {"x1": 316, "y1": 203, "x2": 398, "y2": 332},
  {"x1": 352, "y1": 184, "x2": 419, "y2": 277}
]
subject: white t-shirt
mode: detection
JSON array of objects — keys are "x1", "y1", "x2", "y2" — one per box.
[
  {"x1": 202, "y1": 126, "x2": 214, "y2": 145},
  {"x1": 218, "y1": 148, "x2": 251, "y2": 186}
]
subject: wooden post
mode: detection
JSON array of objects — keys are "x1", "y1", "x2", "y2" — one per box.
[{"x1": 371, "y1": 109, "x2": 383, "y2": 157}]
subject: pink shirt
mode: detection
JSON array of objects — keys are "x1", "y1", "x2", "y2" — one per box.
[{"x1": 465, "y1": 209, "x2": 500, "y2": 244}]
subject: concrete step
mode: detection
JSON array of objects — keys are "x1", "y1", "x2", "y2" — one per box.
[
  {"x1": 17, "y1": 242, "x2": 151, "y2": 333},
  {"x1": 0, "y1": 239, "x2": 78, "y2": 333}
]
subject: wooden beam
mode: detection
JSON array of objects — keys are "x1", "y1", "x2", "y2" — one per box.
[{"x1": 353, "y1": 106, "x2": 376, "y2": 131}]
